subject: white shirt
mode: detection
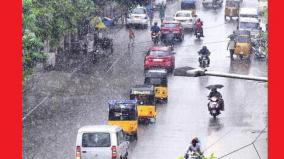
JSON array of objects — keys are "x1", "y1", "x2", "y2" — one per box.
[{"x1": 227, "y1": 40, "x2": 236, "y2": 50}]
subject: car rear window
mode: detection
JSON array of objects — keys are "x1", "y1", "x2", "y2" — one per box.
[
  {"x1": 82, "y1": 133, "x2": 111, "y2": 147},
  {"x1": 176, "y1": 12, "x2": 191, "y2": 17},
  {"x1": 149, "y1": 50, "x2": 170, "y2": 56},
  {"x1": 132, "y1": 8, "x2": 146, "y2": 14},
  {"x1": 163, "y1": 23, "x2": 178, "y2": 28}
]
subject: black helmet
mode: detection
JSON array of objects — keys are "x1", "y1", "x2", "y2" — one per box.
[
  {"x1": 192, "y1": 137, "x2": 199, "y2": 144},
  {"x1": 202, "y1": 46, "x2": 207, "y2": 50},
  {"x1": 154, "y1": 22, "x2": 158, "y2": 25},
  {"x1": 212, "y1": 88, "x2": 217, "y2": 91}
]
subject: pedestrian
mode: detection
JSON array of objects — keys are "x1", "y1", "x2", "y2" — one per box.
[
  {"x1": 159, "y1": 2, "x2": 166, "y2": 23},
  {"x1": 227, "y1": 36, "x2": 236, "y2": 60},
  {"x1": 128, "y1": 27, "x2": 135, "y2": 47}
]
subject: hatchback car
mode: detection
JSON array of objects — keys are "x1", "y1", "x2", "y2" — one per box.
[
  {"x1": 144, "y1": 46, "x2": 175, "y2": 73},
  {"x1": 173, "y1": 10, "x2": 197, "y2": 30},
  {"x1": 126, "y1": 6, "x2": 148, "y2": 29},
  {"x1": 75, "y1": 125, "x2": 129, "y2": 159},
  {"x1": 161, "y1": 21, "x2": 184, "y2": 41}
]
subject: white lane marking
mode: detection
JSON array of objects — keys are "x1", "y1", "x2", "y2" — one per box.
[
  {"x1": 106, "y1": 57, "x2": 122, "y2": 73},
  {"x1": 22, "y1": 95, "x2": 50, "y2": 121}
]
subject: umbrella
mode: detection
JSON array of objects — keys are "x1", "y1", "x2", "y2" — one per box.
[{"x1": 206, "y1": 84, "x2": 224, "y2": 90}]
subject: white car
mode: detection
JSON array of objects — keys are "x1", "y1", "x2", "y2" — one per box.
[
  {"x1": 75, "y1": 125, "x2": 129, "y2": 159},
  {"x1": 126, "y1": 6, "x2": 148, "y2": 29},
  {"x1": 173, "y1": 10, "x2": 197, "y2": 30}
]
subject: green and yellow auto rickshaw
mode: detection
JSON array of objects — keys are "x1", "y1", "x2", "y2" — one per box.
[
  {"x1": 233, "y1": 30, "x2": 252, "y2": 60},
  {"x1": 224, "y1": 0, "x2": 240, "y2": 20},
  {"x1": 130, "y1": 85, "x2": 157, "y2": 123},
  {"x1": 107, "y1": 100, "x2": 138, "y2": 140},
  {"x1": 144, "y1": 69, "x2": 168, "y2": 103}
]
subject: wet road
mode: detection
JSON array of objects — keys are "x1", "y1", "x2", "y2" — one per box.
[{"x1": 23, "y1": 0, "x2": 267, "y2": 159}]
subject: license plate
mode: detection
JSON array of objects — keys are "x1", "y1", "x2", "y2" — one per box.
[{"x1": 153, "y1": 59, "x2": 163, "y2": 62}]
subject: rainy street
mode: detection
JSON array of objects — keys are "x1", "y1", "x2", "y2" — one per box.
[{"x1": 23, "y1": 0, "x2": 267, "y2": 159}]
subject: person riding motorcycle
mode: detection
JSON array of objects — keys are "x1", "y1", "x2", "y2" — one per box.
[
  {"x1": 198, "y1": 46, "x2": 210, "y2": 66},
  {"x1": 151, "y1": 22, "x2": 161, "y2": 34},
  {"x1": 194, "y1": 18, "x2": 204, "y2": 37},
  {"x1": 208, "y1": 88, "x2": 224, "y2": 111},
  {"x1": 185, "y1": 137, "x2": 202, "y2": 158}
]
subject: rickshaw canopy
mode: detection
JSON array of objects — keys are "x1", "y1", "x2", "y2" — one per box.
[{"x1": 90, "y1": 16, "x2": 106, "y2": 29}]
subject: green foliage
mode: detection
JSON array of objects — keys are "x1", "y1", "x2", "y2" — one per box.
[{"x1": 22, "y1": 0, "x2": 97, "y2": 81}]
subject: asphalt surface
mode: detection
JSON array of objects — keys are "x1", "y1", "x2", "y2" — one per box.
[{"x1": 23, "y1": 0, "x2": 267, "y2": 159}]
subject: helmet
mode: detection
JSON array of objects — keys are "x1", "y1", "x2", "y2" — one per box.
[
  {"x1": 154, "y1": 22, "x2": 158, "y2": 25},
  {"x1": 192, "y1": 137, "x2": 199, "y2": 144},
  {"x1": 197, "y1": 18, "x2": 201, "y2": 21},
  {"x1": 202, "y1": 46, "x2": 207, "y2": 50}
]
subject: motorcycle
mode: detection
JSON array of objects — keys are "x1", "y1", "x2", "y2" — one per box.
[
  {"x1": 208, "y1": 96, "x2": 221, "y2": 118},
  {"x1": 184, "y1": 152, "x2": 203, "y2": 159},
  {"x1": 199, "y1": 55, "x2": 210, "y2": 68},
  {"x1": 151, "y1": 32, "x2": 160, "y2": 45},
  {"x1": 195, "y1": 28, "x2": 203, "y2": 40},
  {"x1": 162, "y1": 32, "x2": 176, "y2": 51},
  {"x1": 252, "y1": 40, "x2": 267, "y2": 59}
]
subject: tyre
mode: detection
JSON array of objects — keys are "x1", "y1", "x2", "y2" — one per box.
[{"x1": 134, "y1": 133, "x2": 138, "y2": 140}]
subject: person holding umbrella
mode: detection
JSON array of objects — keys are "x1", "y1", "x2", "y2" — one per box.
[{"x1": 207, "y1": 85, "x2": 225, "y2": 111}]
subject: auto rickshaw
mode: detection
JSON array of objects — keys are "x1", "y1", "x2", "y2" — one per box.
[
  {"x1": 144, "y1": 69, "x2": 168, "y2": 103},
  {"x1": 107, "y1": 100, "x2": 138, "y2": 140},
  {"x1": 233, "y1": 30, "x2": 252, "y2": 60},
  {"x1": 224, "y1": 0, "x2": 240, "y2": 20},
  {"x1": 130, "y1": 85, "x2": 157, "y2": 123}
]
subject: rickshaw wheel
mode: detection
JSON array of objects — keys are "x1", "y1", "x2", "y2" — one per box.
[{"x1": 133, "y1": 133, "x2": 138, "y2": 140}]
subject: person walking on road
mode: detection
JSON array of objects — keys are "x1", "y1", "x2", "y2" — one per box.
[
  {"x1": 159, "y1": 2, "x2": 166, "y2": 23},
  {"x1": 227, "y1": 36, "x2": 236, "y2": 60},
  {"x1": 128, "y1": 27, "x2": 135, "y2": 47}
]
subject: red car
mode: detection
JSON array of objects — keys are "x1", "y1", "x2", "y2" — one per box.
[
  {"x1": 144, "y1": 46, "x2": 176, "y2": 73},
  {"x1": 161, "y1": 21, "x2": 184, "y2": 42}
]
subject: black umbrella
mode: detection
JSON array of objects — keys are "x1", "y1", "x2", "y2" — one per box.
[{"x1": 206, "y1": 84, "x2": 224, "y2": 90}]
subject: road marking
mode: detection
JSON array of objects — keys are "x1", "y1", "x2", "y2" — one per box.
[
  {"x1": 106, "y1": 57, "x2": 122, "y2": 73},
  {"x1": 22, "y1": 95, "x2": 50, "y2": 121}
]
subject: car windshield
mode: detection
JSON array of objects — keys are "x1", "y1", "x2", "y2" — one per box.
[
  {"x1": 130, "y1": 94, "x2": 155, "y2": 105},
  {"x1": 236, "y1": 36, "x2": 249, "y2": 43},
  {"x1": 163, "y1": 23, "x2": 179, "y2": 28},
  {"x1": 176, "y1": 12, "x2": 191, "y2": 17},
  {"x1": 132, "y1": 8, "x2": 146, "y2": 14},
  {"x1": 240, "y1": 22, "x2": 259, "y2": 30},
  {"x1": 109, "y1": 104, "x2": 136, "y2": 120},
  {"x1": 82, "y1": 133, "x2": 111, "y2": 147},
  {"x1": 149, "y1": 50, "x2": 170, "y2": 56}
]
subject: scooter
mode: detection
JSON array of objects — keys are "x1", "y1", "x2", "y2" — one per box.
[
  {"x1": 151, "y1": 32, "x2": 160, "y2": 45},
  {"x1": 199, "y1": 55, "x2": 210, "y2": 68},
  {"x1": 208, "y1": 96, "x2": 221, "y2": 118}
]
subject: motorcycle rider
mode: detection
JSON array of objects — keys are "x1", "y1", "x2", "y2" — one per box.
[
  {"x1": 208, "y1": 88, "x2": 224, "y2": 111},
  {"x1": 185, "y1": 137, "x2": 202, "y2": 158},
  {"x1": 194, "y1": 18, "x2": 204, "y2": 37},
  {"x1": 151, "y1": 22, "x2": 161, "y2": 41},
  {"x1": 198, "y1": 46, "x2": 210, "y2": 67}
]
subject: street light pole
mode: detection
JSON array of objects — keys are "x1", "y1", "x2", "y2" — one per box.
[{"x1": 174, "y1": 67, "x2": 268, "y2": 82}]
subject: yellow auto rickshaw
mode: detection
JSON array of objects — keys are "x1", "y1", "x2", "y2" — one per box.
[
  {"x1": 130, "y1": 85, "x2": 157, "y2": 123},
  {"x1": 224, "y1": 0, "x2": 240, "y2": 20},
  {"x1": 107, "y1": 100, "x2": 138, "y2": 140},
  {"x1": 144, "y1": 69, "x2": 168, "y2": 103},
  {"x1": 233, "y1": 30, "x2": 252, "y2": 60}
]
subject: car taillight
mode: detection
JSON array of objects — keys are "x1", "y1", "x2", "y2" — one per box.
[
  {"x1": 76, "y1": 146, "x2": 81, "y2": 159},
  {"x1": 112, "y1": 146, "x2": 117, "y2": 159}
]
